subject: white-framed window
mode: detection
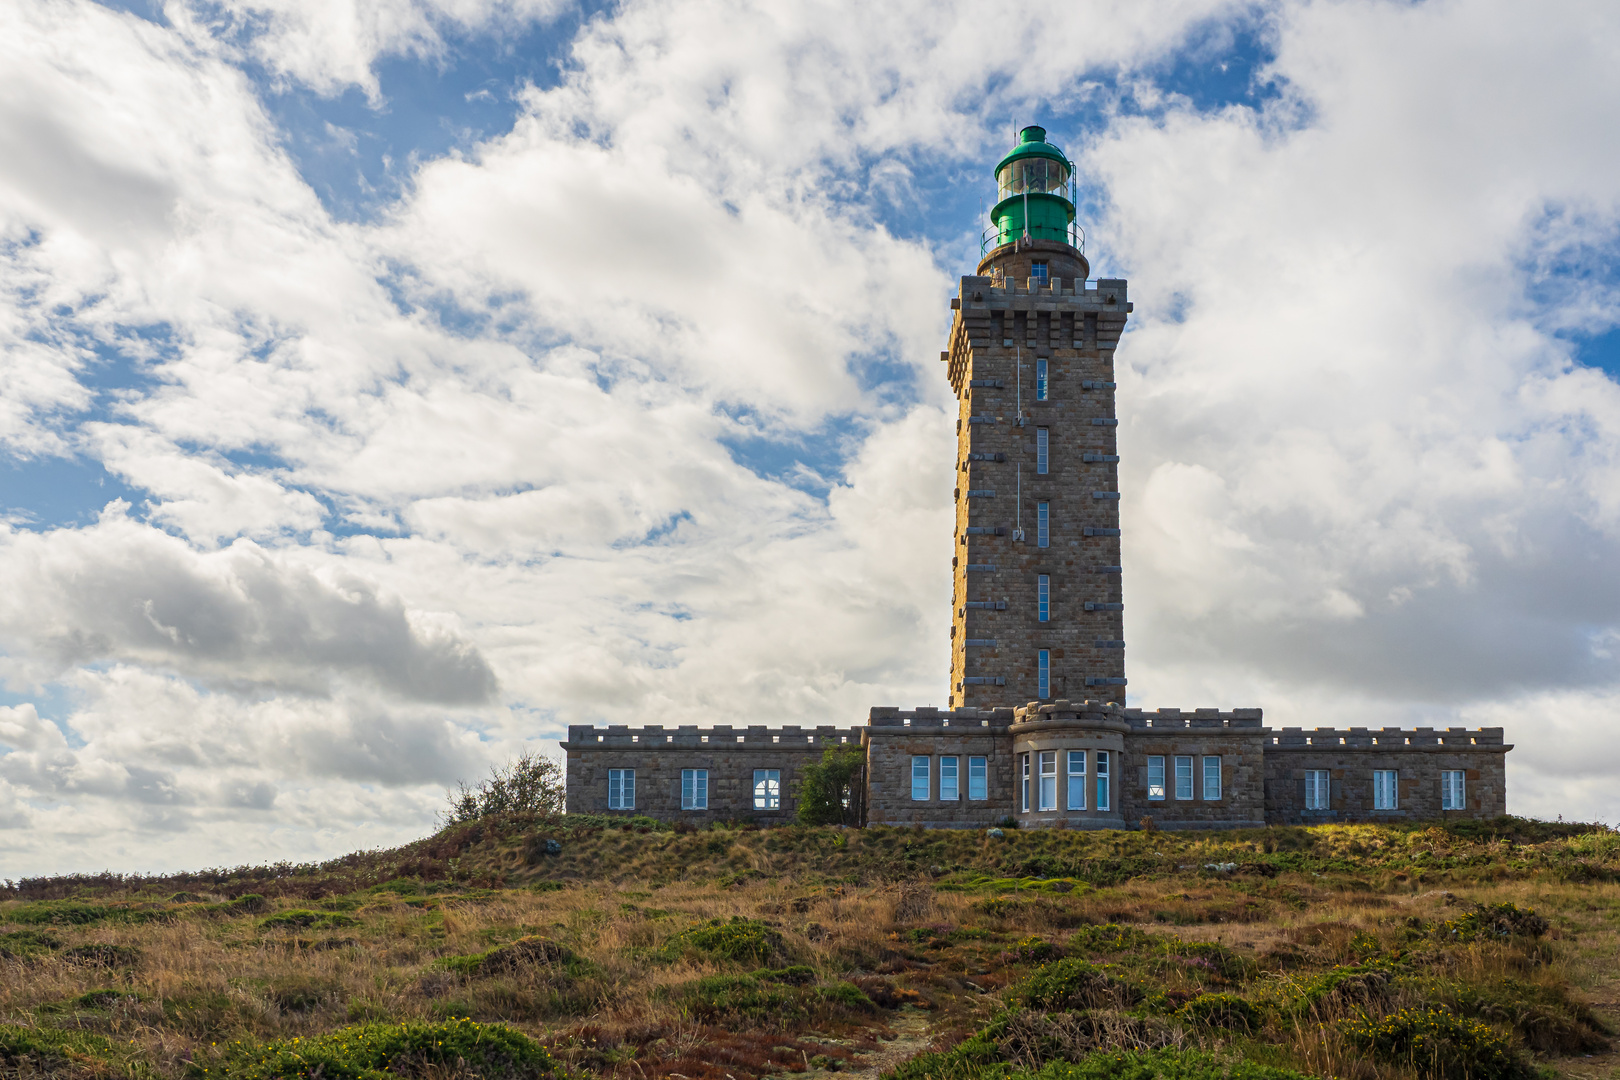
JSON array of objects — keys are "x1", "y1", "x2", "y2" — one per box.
[
  {"x1": 1305, "y1": 770, "x2": 1329, "y2": 811},
  {"x1": 1038, "y1": 575, "x2": 1050, "y2": 622},
  {"x1": 1174, "y1": 756, "x2": 1193, "y2": 800},
  {"x1": 1038, "y1": 649, "x2": 1050, "y2": 698},
  {"x1": 1066, "y1": 750, "x2": 1086, "y2": 810},
  {"x1": 1038, "y1": 751, "x2": 1057, "y2": 811},
  {"x1": 1203, "y1": 757, "x2": 1222, "y2": 801},
  {"x1": 940, "y1": 756, "x2": 960, "y2": 801},
  {"x1": 1095, "y1": 751, "x2": 1110, "y2": 811},
  {"x1": 1035, "y1": 358, "x2": 1049, "y2": 401},
  {"x1": 608, "y1": 769, "x2": 635, "y2": 810},
  {"x1": 1020, "y1": 753, "x2": 1031, "y2": 813},
  {"x1": 1147, "y1": 756, "x2": 1166, "y2": 801},
  {"x1": 911, "y1": 756, "x2": 930, "y2": 801},
  {"x1": 681, "y1": 769, "x2": 708, "y2": 810},
  {"x1": 1441, "y1": 770, "x2": 1466, "y2": 811},
  {"x1": 1373, "y1": 770, "x2": 1398, "y2": 810},
  {"x1": 753, "y1": 769, "x2": 781, "y2": 810},
  {"x1": 1037, "y1": 502, "x2": 1050, "y2": 548},
  {"x1": 1031, "y1": 260, "x2": 1048, "y2": 282},
  {"x1": 968, "y1": 756, "x2": 988, "y2": 800},
  {"x1": 1036, "y1": 427, "x2": 1049, "y2": 475}
]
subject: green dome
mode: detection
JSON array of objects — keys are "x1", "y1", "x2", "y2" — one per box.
[{"x1": 986, "y1": 126, "x2": 1077, "y2": 252}]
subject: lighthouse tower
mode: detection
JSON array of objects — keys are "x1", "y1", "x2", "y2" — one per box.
[{"x1": 944, "y1": 126, "x2": 1132, "y2": 709}]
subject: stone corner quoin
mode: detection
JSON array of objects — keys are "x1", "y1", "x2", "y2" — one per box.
[{"x1": 560, "y1": 126, "x2": 1511, "y2": 830}]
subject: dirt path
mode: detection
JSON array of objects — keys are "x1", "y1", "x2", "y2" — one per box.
[{"x1": 846, "y1": 1007, "x2": 933, "y2": 1080}]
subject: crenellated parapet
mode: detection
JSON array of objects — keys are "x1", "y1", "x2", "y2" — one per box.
[
  {"x1": 563, "y1": 724, "x2": 860, "y2": 750},
  {"x1": 1266, "y1": 726, "x2": 1509, "y2": 750},
  {"x1": 866, "y1": 706, "x2": 1016, "y2": 730}
]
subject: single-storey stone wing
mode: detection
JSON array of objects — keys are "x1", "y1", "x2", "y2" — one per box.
[
  {"x1": 562, "y1": 702, "x2": 1509, "y2": 828},
  {"x1": 559, "y1": 126, "x2": 1514, "y2": 829}
]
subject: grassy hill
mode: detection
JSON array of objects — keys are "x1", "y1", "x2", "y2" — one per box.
[{"x1": 3, "y1": 817, "x2": 1619, "y2": 1080}]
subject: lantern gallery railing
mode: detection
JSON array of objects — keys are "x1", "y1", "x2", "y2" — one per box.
[{"x1": 981, "y1": 221, "x2": 1085, "y2": 255}]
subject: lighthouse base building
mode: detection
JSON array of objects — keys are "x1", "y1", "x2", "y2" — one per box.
[{"x1": 561, "y1": 128, "x2": 1511, "y2": 829}]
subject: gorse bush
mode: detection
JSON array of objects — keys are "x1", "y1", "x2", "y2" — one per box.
[
  {"x1": 258, "y1": 911, "x2": 358, "y2": 931},
  {"x1": 1175, "y1": 993, "x2": 1263, "y2": 1033},
  {"x1": 1437, "y1": 902, "x2": 1550, "y2": 942},
  {"x1": 440, "y1": 752, "x2": 565, "y2": 827},
  {"x1": 199, "y1": 1017, "x2": 556, "y2": 1080},
  {"x1": 658, "y1": 917, "x2": 786, "y2": 965},
  {"x1": 1337, "y1": 1006, "x2": 1532, "y2": 1080},
  {"x1": 1016, "y1": 959, "x2": 1142, "y2": 1011}
]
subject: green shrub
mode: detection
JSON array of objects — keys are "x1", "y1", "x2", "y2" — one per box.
[
  {"x1": 1437, "y1": 903, "x2": 1549, "y2": 943},
  {"x1": 1017, "y1": 960, "x2": 1141, "y2": 1011},
  {"x1": 683, "y1": 974, "x2": 798, "y2": 1023},
  {"x1": 1015, "y1": 937, "x2": 1061, "y2": 963},
  {"x1": 0, "y1": 930, "x2": 61, "y2": 958},
  {"x1": 434, "y1": 937, "x2": 588, "y2": 978},
  {"x1": 258, "y1": 910, "x2": 359, "y2": 931},
  {"x1": 817, "y1": 981, "x2": 875, "y2": 1010},
  {"x1": 229, "y1": 895, "x2": 271, "y2": 915},
  {"x1": 1338, "y1": 1006, "x2": 1532, "y2": 1080},
  {"x1": 199, "y1": 1017, "x2": 556, "y2": 1080},
  {"x1": 1176, "y1": 993, "x2": 1263, "y2": 1033},
  {"x1": 0, "y1": 1022, "x2": 148, "y2": 1078},
  {"x1": 659, "y1": 917, "x2": 786, "y2": 965},
  {"x1": 1020, "y1": 1049, "x2": 1312, "y2": 1080},
  {"x1": 1441, "y1": 978, "x2": 1612, "y2": 1055},
  {"x1": 752, "y1": 964, "x2": 816, "y2": 985},
  {"x1": 9, "y1": 901, "x2": 164, "y2": 927}
]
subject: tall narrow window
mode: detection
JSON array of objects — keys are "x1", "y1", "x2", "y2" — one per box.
[
  {"x1": 1441, "y1": 771, "x2": 1465, "y2": 811},
  {"x1": 940, "y1": 756, "x2": 960, "y2": 801},
  {"x1": 608, "y1": 769, "x2": 635, "y2": 810},
  {"x1": 1038, "y1": 575, "x2": 1050, "y2": 622},
  {"x1": 1035, "y1": 359, "x2": 1048, "y2": 401},
  {"x1": 1095, "y1": 751, "x2": 1110, "y2": 811},
  {"x1": 1066, "y1": 751, "x2": 1086, "y2": 810},
  {"x1": 1036, "y1": 427, "x2": 1049, "y2": 474},
  {"x1": 1020, "y1": 754, "x2": 1031, "y2": 812},
  {"x1": 911, "y1": 756, "x2": 930, "y2": 801},
  {"x1": 753, "y1": 769, "x2": 781, "y2": 810},
  {"x1": 681, "y1": 769, "x2": 708, "y2": 810},
  {"x1": 1174, "y1": 756, "x2": 1193, "y2": 800},
  {"x1": 1038, "y1": 751, "x2": 1057, "y2": 811},
  {"x1": 1147, "y1": 756, "x2": 1165, "y2": 801},
  {"x1": 1373, "y1": 770, "x2": 1398, "y2": 810},
  {"x1": 1037, "y1": 649, "x2": 1050, "y2": 698},
  {"x1": 968, "y1": 756, "x2": 987, "y2": 800},
  {"x1": 1037, "y1": 502, "x2": 1050, "y2": 548},
  {"x1": 1203, "y1": 757, "x2": 1222, "y2": 801},
  {"x1": 1304, "y1": 770, "x2": 1330, "y2": 811}
]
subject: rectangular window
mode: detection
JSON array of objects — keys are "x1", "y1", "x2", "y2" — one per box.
[
  {"x1": 1036, "y1": 427, "x2": 1049, "y2": 474},
  {"x1": 1305, "y1": 770, "x2": 1330, "y2": 811},
  {"x1": 1031, "y1": 260, "x2": 1048, "y2": 281},
  {"x1": 1147, "y1": 756, "x2": 1165, "y2": 801},
  {"x1": 1020, "y1": 753, "x2": 1031, "y2": 813},
  {"x1": 1037, "y1": 502, "x2": 1050, "y2": 548},
  {"x1": 911, "y1": 756, "x2": 930, "y2": 801},
  {"x1": 753, "y1": 769, "x2": 781, "y2": 810},
  {"x1": 1038, "y1": 649, "x2": 1050, "y2": 698},
  {"x1": 1039, "y1": 751, "x2": 1057, "y2": 811},
  {"x1": 1038, "y1": 574, "x2": 1050, "y2": 622},
  {"x1": 1373, "y1": 770, "x2": 1398, "y2": 810},
  {"x1": 681, "y1": 769, "x2": 708, "y2": 811},
  {"x1": 1035, "y1": 359, "x2": 1048, "y2": 401},
  {"x1": 1203, "y1": 757, "x2": 1222, "y2": 801},
  {"x1": 968, "y1": 756, "x2": 988, "y2": 800},
  {"x1": 1066, "y1": 750, "x2": 1086, "y2": 810},
  {"x1": 608, "y1": 769, "x2": 635, "y2": 810},
  {"x1": 1441, "y1": 770, "x2": 1466, "y2": 811},
  {"x1": 1095, "y1": 751, "x2": 1110, "y2": 811},
  {"x1": 940, "y1": 756, "x2": 960, "y2": 801},
  {"x1": 1174, "y1": 755, "x2": 1193, "y2": 800}
]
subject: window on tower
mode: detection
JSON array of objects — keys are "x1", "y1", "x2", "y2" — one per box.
[
  {"x1": 1036, "y1": 427, "x2": 1049, "y2": 474},
  {"x1": 1031, "y1": 260, "x2": 1048, "y2": 281},
  {"x1": 1038, "y1": 650, "x2": 1050, "y2": 698},
  {"x1": 1035, "y1": 359, "x2": 1048, "y2": 400},
  {"x1": 1037, "y1": 574, "x2": 1050, "y2": 622},
  {"x1": 1037, "y1": 502, "x2": 1049, "y2": 548}
]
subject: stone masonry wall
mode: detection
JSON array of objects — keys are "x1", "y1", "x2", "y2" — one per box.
[
  {"x1": 1263, "y1": 727, "x2": 1510, "y2": 823},
  {"x1": 945, "y1": 250, "x2": 1133, "y2": 710},
  {"x1": 562, "y1": 724, "x2": 860, "y2": 824},
  {"x1": 1118, "y1": 709, "x2": 1268, "y2": 829},
  {"x1": 864, "y1": 707, "x2": 1017, "y2": 828}
]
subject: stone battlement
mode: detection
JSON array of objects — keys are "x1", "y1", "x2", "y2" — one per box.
[
  {"x1": 958, "y1": 274, "x2": 1130, "y2": 300},
  {"x1": 563, "y1": 724, "x2": 860, "y2": 749},
  {"x1": 1267, "y1": 726, "x2": 1508, "y2": 749},
  {"x1": 866, "y1": 707, "x2": 1016, "y2": 729}
]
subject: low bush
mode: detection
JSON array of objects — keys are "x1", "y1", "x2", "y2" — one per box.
[
  {"x1": 1436, "y1": 902, "x2": 1550, "y2": 943},
  {"x1": 0, "y1": 1023, "x2": 146, "y2": 1079},
  {"x1": 434, "y1": 936, "x2": 587, "y2": 978},
  {"x1": 258, "y1": 910, "x2": 359, "y2": 931},
  {"x1": 816, "y1": 981, "x2": 875, "y2": 1010},
  {"x1": 200, "y1": 1017, "x2": 556, "y2": 1080},
  {"x1": 1175, "y1": 993, "x2": 1263, "y2": 1033},
  {"x1": 9, "y1": 901, "x2": 164, "y2": 927},
  {"x1": 0, "y1": 929, "x2": 61, "y2": 958},
  {"x1": 1338, "y1": 1006, "x2": 1532, "y2": 1080},
  {"x1": 659, "y1": 916, "x2": 787, "y2": 965},
  {"x1": 1016, "y1": 960, "x2": 1142, "y2": 1011},
  {"x1": 752, "y1": 964, "x2": 816, "y2": 985},
  {"x1": 1017, "y1": 1048, "x2": 1313, "y2": 1080}
]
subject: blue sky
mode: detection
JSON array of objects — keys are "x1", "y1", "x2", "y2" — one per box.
[{"x1": 3, "y1": 0, "x2": 1620, "y2": 872}]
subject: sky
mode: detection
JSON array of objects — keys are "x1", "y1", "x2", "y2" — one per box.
[{"x1": 2, "y1": 0, "x2": 1619, "y2": 876}]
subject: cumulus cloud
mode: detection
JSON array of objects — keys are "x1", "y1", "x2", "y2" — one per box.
[{"x1": 2, "y1": 0, "x2": 1619, "y2": 873}]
